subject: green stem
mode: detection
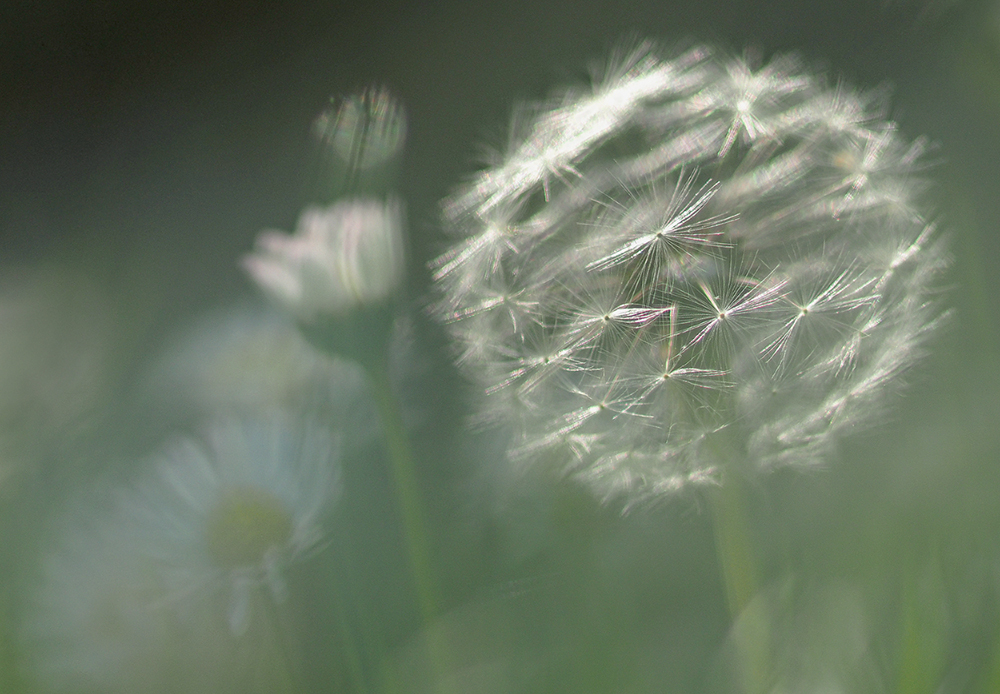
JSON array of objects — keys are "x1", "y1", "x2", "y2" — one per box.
[
  {"x1": 363, "y1": 360, "x2": 456, "y2": 694},
  {"x1": 708, "y1": 474, "x2": 770, "y2": 694},
  {"x1": 708, "y1": 476, "x2": 759, "y2": 619},
  {"x1": 977, "y1": 625, "x2": 1000, "y2": 694},
  {"x1": 260, "y1": 593, "x2": 307, "y2": 694},
  {"x1": 363, "y1": 361, "x2": 439, "y2": 622},
  {"x1": 0, "y1": 585, "x2": 18, "y2": 694},
  {"x1": 328, "y1": 571, "x2": 371, "y2": 694}
]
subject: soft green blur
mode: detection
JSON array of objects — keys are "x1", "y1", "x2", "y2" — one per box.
[{"x1": 1, "y1": 0, "x2": 999, "y2": 692}]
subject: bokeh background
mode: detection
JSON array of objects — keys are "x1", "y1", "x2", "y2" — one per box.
[{"x1": 2, "y1": 0, "x2": 999, "y2": 692}]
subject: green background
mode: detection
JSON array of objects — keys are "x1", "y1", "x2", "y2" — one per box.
[{"x1": 2, "y1": 0, "x2": 999, "y2": 692}]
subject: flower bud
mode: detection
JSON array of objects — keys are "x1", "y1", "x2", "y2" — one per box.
[{"x1": 312, "y1": 86, "x2": 408, "y2": 197}]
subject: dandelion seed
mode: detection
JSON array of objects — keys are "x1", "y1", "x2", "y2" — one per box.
[{"x1": 585, "y1": 176, "x2": 733, "y2": 281}]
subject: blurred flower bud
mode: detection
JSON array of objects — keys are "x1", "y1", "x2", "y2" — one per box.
[{"x1": 313, "y1": 86, "x2": 407, "y2": 197}]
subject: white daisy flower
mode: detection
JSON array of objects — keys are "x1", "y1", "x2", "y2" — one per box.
[
  {"x1": 23, "y1": 416, "x2": 340, "y2": 692},
  {"x1": 123, "y1": 415, "x2": 341, "y2": 636},
  {"x1": 243, "y1": 197, "x2": 406, "y2": 323}
]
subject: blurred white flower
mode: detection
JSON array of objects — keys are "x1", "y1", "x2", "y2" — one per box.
[
  {"x1": 25, "y1": 415, "x2": 340, "y2": 691},
  {"x1": 711, "y1": 578, "x2": 884, "y2": 694},
  {"x1": 139, "y1": 303, "x2": 371, "y2": 430},
  {"x1": 244, "y1": 197, "x2": 406, "y2": 322},
  {"x1": 24, "y1": 496, "x2": 179, "y2": 694},
  {"x1": 124, "y1": 416, "x2": 341, "y2": 636}
]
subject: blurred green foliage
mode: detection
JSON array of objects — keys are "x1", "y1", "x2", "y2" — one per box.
[{"x1": 2, "y1": 0, "x2": 999, "y2": 692}]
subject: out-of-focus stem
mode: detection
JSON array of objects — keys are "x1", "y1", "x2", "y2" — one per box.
[
  {"x1": 254, "y1": 594, "x2": 306, "y2": 694},
  {"x1": 708, "y1": 476, "x2": 759, "y2": 618},
  {"x1": 329, "y1": 578, "x2": 371, "y2": 694},
  {"x1": 362, "y1": 359, "x2": 455, "y2": 694},
  {"x1": 363, "y1": 360, "x2": 439, "y2": 622},
  {"x1": 708, "y1": 474, "x2": 770, "y2": 694}
]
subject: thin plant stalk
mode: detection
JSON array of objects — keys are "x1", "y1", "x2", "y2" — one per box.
[
  {"x1": 262, "y1": 596, "x2": 308, "y2": 694},
  {"x1": 361, "y1": 357, "x2": 455, "y2": 693},
  {"x1": 708, "y1": 475, "x2": 771, "y2": 694},
  {"x1": 363, "y1": 359, "x2": 439, "y2": 622}
]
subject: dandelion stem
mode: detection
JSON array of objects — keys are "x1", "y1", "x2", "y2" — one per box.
[
  {"x1": 708, "y1": 474, "x2": 770, "y2": 694},
  {"x1": 708, "y1": 476, "x2": 759, "y2": 618}
]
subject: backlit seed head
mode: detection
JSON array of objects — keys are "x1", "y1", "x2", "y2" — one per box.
[{"x1": 432, "y1": 41, "x2": 948, "y2": 507}]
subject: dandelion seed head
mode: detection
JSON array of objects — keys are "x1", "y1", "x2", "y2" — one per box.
[{"x1": 432, "y1": 41, "x2": 948, "y2": 507}]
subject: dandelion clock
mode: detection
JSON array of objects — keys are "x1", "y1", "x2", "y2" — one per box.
[{"x1": 431, "y1": 41, "x2": 949, "y2": 508}]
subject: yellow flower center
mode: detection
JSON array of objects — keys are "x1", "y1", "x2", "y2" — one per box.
[{"x1": 205, "y1": 486, "x2": 293, "y2": 569}]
